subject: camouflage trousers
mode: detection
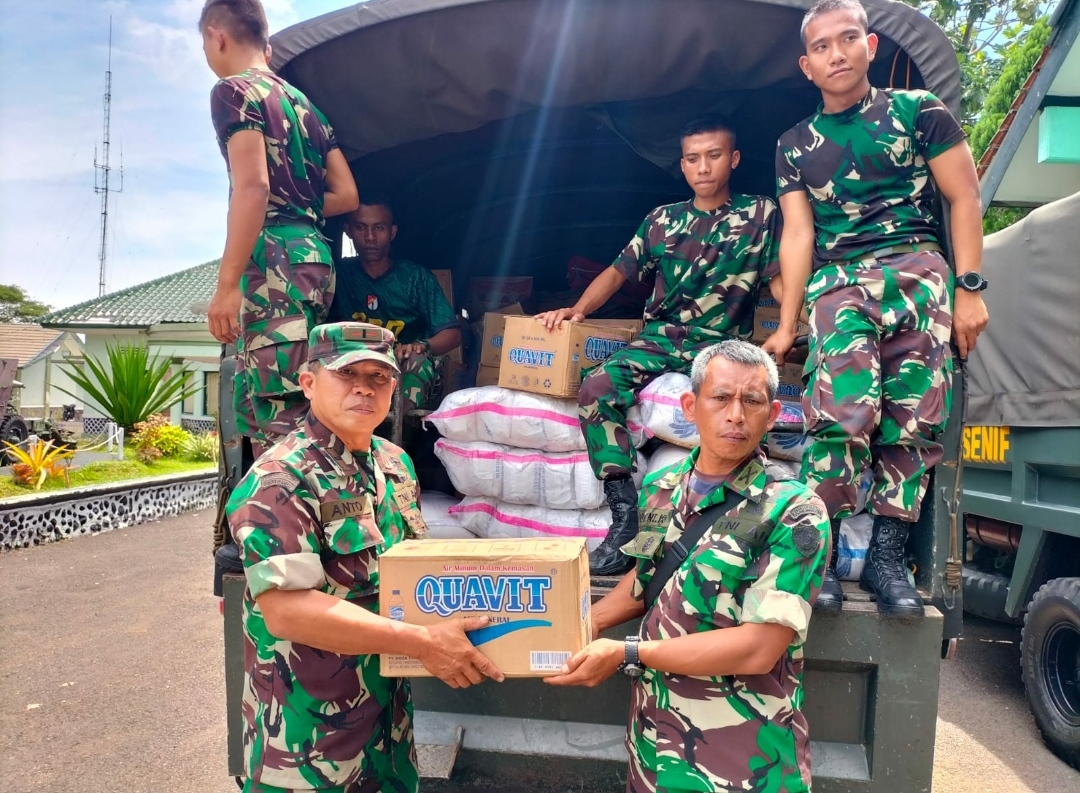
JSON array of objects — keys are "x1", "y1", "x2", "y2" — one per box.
[
  {"x1": 579, "y1": 322, "x2": 730, "y2": 480},
  {"x1": 801, "y1": 251, "x2": 954, "y2": 522},
  {"x1": 398, "y1": 350, "x2": 439, "y2": 413},
  {"x1": 234, "y1": 222, "x2": 335, "y2": 445}
]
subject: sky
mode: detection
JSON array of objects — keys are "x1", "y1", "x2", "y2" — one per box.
[{"x1": 0, "y1": 0, "x2": 352, "y2": 314}]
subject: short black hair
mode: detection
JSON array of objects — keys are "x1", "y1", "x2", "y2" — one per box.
[
  {"x1": 801, "y1": 0, "x2": 868, "y2": 45},
  {"x1": 358, "y1": 192, "x2": 395, "y2": 222},
  {"x1": 679, "y1": 113, "x2": 737, "y2": 150},
  {"x1": 199, "y1": 0, "x2": 269, "y2": 50}
]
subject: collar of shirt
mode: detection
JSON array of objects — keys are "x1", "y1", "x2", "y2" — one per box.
[
  {"x1": 660, "y1": 446, "x2": 770, "y2": 514},
  {"x1": 817, "y1": 85, "x2": 878, "y2": 123}
]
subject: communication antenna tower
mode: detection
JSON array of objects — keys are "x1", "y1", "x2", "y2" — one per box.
[{"x1": 94, "y1": 18, "x2": 123, "y2": 297}]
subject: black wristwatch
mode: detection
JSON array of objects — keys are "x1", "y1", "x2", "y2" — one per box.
[
  {"x1": 956, "y1": 271, "x2": 988, "y2": 292},
  {"x1": 618, "y1": 635, "x2": 645, "y2": 678}
]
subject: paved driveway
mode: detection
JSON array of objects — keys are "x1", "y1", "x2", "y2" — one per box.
[{"x1": 1, "y1": 511, "x2": 1076, "y2": 793}]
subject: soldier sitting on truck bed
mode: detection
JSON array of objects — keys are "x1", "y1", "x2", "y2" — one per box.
[
  {"x1": 547, "y1": 340, "x2": 830, "y2": 793},
  {"x1": 328, "y1": 196, "x2": 461, "y2": 415},
  {"x1": 764, "y1": 0, "x2": 988, "y2": 617},
  {"x1": 226, "y1": 322, "x2": 503, "y2": 793},
  {"x1": 200, "y1": 0, "x2": 359, "y2": 452},
  {"x1": 537, "y1": 113, "x2": 781, "y2": 577}
]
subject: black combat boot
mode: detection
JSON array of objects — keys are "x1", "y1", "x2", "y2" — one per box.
[
  {"x1": 860, "y1": 516, "x2": 925, "y2": 619},
  {"x1": 813, "y1": 519, "x2": 843, "y2": 614},
  {"x1": 589, "y1": 477, "x2": 640, "y2": 576}
]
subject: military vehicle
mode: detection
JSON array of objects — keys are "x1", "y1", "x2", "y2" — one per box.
[
  {"x1": 960, "y1": 192, "x2": 1080, "y2": 770},
  {"x1": 216, "y1": 2, "x2": 969, "y2": 790}
]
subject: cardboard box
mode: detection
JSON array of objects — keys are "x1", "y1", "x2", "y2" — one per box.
[
  {"x1": 465, "y1": 276, "x2": 533, "y2": 317},
  {"x1": 583, "y1": 318, "x2": 644, "y2": 337},
  {"x1": 498, "y1": 316, "x2": 637, "y2": 398},
  {"x1": 751, "y1": 295, "x2": 808, "y2": 344},
  {"x1": 479, "y1": 303, "x2": 525, "y2": 367},
  {"x1": 475, "y1": 364, "x2": 501, "y2": 387},
  {"x1": 776, "y1": 362, "x2": 806, "y2": 401},
  {"x1": 379, "y1": 538, "x2": 592, "y2": 678},
  {"x1": 432, "y1": 269, "x2": 454, "y2": 309}
]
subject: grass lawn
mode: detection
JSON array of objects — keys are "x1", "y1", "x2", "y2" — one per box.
[{"x1": 0, "y1": 448, "x2": 215, "y2": 500}]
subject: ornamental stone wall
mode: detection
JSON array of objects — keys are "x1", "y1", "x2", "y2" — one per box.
[{"x1": 0, "y1": 471, "x2": 216, "y2": 551}]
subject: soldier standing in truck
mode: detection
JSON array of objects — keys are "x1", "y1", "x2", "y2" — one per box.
[
  {"x1": 536, "y1": 114, "x2": 781, "y2": 577},
  {"x1": 200, "y1": 0, "x2": 359, "y2": 451},
  {"x1": 764, "y1": 0, "x2": 988, "y2": 617}
]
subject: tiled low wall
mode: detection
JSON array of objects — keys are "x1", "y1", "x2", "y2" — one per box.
[{"x1": 0, "y1": 470, "x2": 216, "y2": 551}]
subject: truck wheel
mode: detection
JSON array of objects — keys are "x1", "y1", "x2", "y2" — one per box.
[
  {"x1": 0, "y1": 415, "x2": 29, "y2": 463},
  {"x1": 1022, "y1": 577, "x2": 1080, "y2": 770},
  {"x1": 963, "y1": 564, "x2": 1022, "y2": 625}
]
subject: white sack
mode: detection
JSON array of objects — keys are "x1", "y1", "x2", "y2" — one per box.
[
  {"x1": 419, "y1": 491, "x2": 476, "y2": 539},
  {"x1": 448, "y1": 497, "x2": 610, "y2": 551},
  {"x1": 637, "y1": 374, "x2": 698, "y2": 448},
  {"x1": 428, "y1": 386, "x2": 646, "y2": 452},
  {"x1": 646, "y1": 443, "x2": 692, "y2": 477},
  {"x1": 837, "y1": 512, "x2": 872, "y2": 582},
  {"x1": 435, "y1": 439, "x2": 646, "y2": 510},
  {"x1": 767, "y1": 400, "x2": 809, "y2": 462}
]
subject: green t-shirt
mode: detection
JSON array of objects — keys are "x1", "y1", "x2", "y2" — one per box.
[
  {"x1": 327, "y1": 258, "x2": 457, "y2": 343},
  {"x1": 613, "y1": 195, "x2": 781, "y2": 337},
  {"x1": 776, "y1": 87, "x2": 966, "y2": 269}
]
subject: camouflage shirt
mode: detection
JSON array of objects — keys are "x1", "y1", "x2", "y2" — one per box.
[
  {"x1": 211, "y1": 68, "x2": 339, "y2": 225},
  {"x1": 613, "y1": 195, "x2": 781, "y2": 338},
  {"x1": 225, "y1": 414, "x2": 427, "y2": 790},
  {"x1": 776, "y1": 87, "x2": 966, "y2": 269},
  {"x1": 623, "y1": 448, "x2": 829, "y2": 793}
]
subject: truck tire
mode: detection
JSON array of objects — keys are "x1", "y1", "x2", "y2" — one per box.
[
  {"x1": 963, "y1": 564, "x2": 1022, "y2": 624},
  {"x1": 0, "y1": 415, "x2": 29, "y2": 463},
  {"x1": 1022, "y1": 577, "x2": 1080, "y2": 770}
]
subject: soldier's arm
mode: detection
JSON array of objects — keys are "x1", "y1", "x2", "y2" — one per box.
[
  {"x1": 426, "y1": 326, "x2": 462, "y2": 356},
  {"x1": 322, "y1": 148, "x2": 359, "y2": 218},
  {"x1": 535, "y1": 266, "x2": 627, "y2": 331},
  {"x1": 637, "y1": 622, "x2": 796, "y2": 676},
  {"x1": 208, "y1": 129, "x2": 270, "y2": 344},
  {"x1": 761, "y1": 191, "x2": 813, "y2": 365},
  {"x1": 927, "y1": 141, "x2": 987, "y2": 359},
  {"x1": 591, "y1": 569, "x2": 646, "y2": 635}
]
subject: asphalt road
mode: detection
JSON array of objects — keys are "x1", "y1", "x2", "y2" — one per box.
[{"x1": 1, "y1": 510, "x2": 1077, "y2": 793}]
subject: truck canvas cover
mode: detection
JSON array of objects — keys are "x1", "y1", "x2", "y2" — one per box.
[{"x1": 965, "y1": 191, "x2": 1080, "y2": 428}]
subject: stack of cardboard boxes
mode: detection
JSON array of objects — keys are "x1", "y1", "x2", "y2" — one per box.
[{"x1": 750, "y1": 294, "x2": 809, "y2": 402}]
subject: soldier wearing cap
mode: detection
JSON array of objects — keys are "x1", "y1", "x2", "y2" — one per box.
[{"x1": 226, "y1": 321, "x2": 505, "y2": 793}]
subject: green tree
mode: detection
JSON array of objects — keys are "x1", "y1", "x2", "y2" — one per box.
[{"x1": 0, "y1": 284, "x2": 51, "y2": 323}]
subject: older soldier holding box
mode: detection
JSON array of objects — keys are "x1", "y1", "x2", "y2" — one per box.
[
  {"x1": 226, "y1": 322, "x2": 504, "y2": 793},
  {"x1": 547, "y1": 340, "x2": 830, "y2": 793}
]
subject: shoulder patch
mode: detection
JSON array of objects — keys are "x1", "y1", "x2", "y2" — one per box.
[
  {"x1": 786, "y1": 501, "x2": 826, "y2": 523},
  {"x1": 792, "y1": 523, "x2": 825, "y2": 558},
  {"x1": 257, "y1": 471, "x2": 301, "y2": 492}
]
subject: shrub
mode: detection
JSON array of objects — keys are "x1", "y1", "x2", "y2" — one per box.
[
  {"x1": 4, "y1": 439, "x2": 75, "y2": 490},
  {"x1": 182, "y1": 431, "x2": 219, "y2": 463},
  {"x1": 136, "y1": 446, "x2": 164, "y2": 465},
  {"x1": 132, "y1": 415, "x2": 191, "y2": 458},
  {"x1": 57, "y1": 343, "x2": 201, "y2": 432}
]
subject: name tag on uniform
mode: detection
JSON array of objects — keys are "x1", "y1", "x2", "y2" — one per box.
[
  {"x1": 622, "y1": 530, "x2": 666, "y2": 559},
  {"x1": 639, "y1": 507, "x2": 674, "y2": 531},
  {"x1": 393, "y1": 486, "x2": 417, "y2": 509},
  {"x1": 711, "y1": 517, "x2": 771, "y2": 548},
  {"x1": 320, "y1": 495, "x2": 374, "y2": 522}
]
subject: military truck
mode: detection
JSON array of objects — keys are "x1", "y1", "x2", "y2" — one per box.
[
  {"x1": 960, "y1": 192, "x2": 1080, "y2": 770},
  {"x1": 216, "y1": 2, "x2": 969, "y2": 790}
]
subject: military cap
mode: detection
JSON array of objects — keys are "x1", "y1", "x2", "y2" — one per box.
[{"x1": 308, "y1": 322, "x2": 399, "y2": 373}]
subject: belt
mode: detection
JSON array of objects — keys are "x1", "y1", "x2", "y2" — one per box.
[
  {"x1": 846, "y1": 241, "x2": 942, "y2": 265},
  {"x1": 264, "y1": 215, "x2": 318, "y2": 228}
]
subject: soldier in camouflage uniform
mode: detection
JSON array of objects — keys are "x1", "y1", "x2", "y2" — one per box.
[
  {"x1": 226, "y1": 322, "x2": 503, "y2": 793},
  {"x1": 547, "y1": 341, "x2": 830, "y2": 793},
  {"x1": 537, "y1": 114, "x2": 781, "y2": 576},
  {"x1": 327, "y1": 197, "x2": 461, "y2": 414},
  {"x1": 201, "y1": 0, "x2": 359, "y2": 449},
  {"x1": 766, "y1": 0, "x2": 988, "y2": 617}
]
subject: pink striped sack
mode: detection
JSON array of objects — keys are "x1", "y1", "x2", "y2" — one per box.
[
  {"x1": 428, "y1": 386, "x2": 645, "y2": 452},
  {"x1": 448, "y1": 497, "x2": 611, "y2": 551},
  {"x1": 434, "y1": 439, "x2": 647, "y2": 510}
]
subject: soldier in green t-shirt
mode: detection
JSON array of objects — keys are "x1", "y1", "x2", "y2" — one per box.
[
  {"x1": 766, "y1": 0, "x2": 989, "y2": 618},
  {"x1": 537, "y1": 114, "x2": 781, "y2": 576},
  {"x1": 328, "y1": 196, "x2": 461, "y2": 414}
]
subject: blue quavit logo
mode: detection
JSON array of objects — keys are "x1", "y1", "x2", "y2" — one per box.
[
  {"x1": 492, "y1": 335, "x2": 503, "y2": 348},
  {"x1": 584, "y1": 336, "x2": 628, "y2": 362},
  {"x1": 508, "y1": 348, "x2": 555, "y2": 367},
  {"x1": 777, "y1": 382, "x2": 802, "y2": 398},
  {"x1": 415, "y1": 574, "x2": 552, "y2": 617}
]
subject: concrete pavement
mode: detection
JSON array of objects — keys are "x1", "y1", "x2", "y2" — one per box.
[{"x1": 1, "y1": 510, "x2": 1077, "y2": 793}]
